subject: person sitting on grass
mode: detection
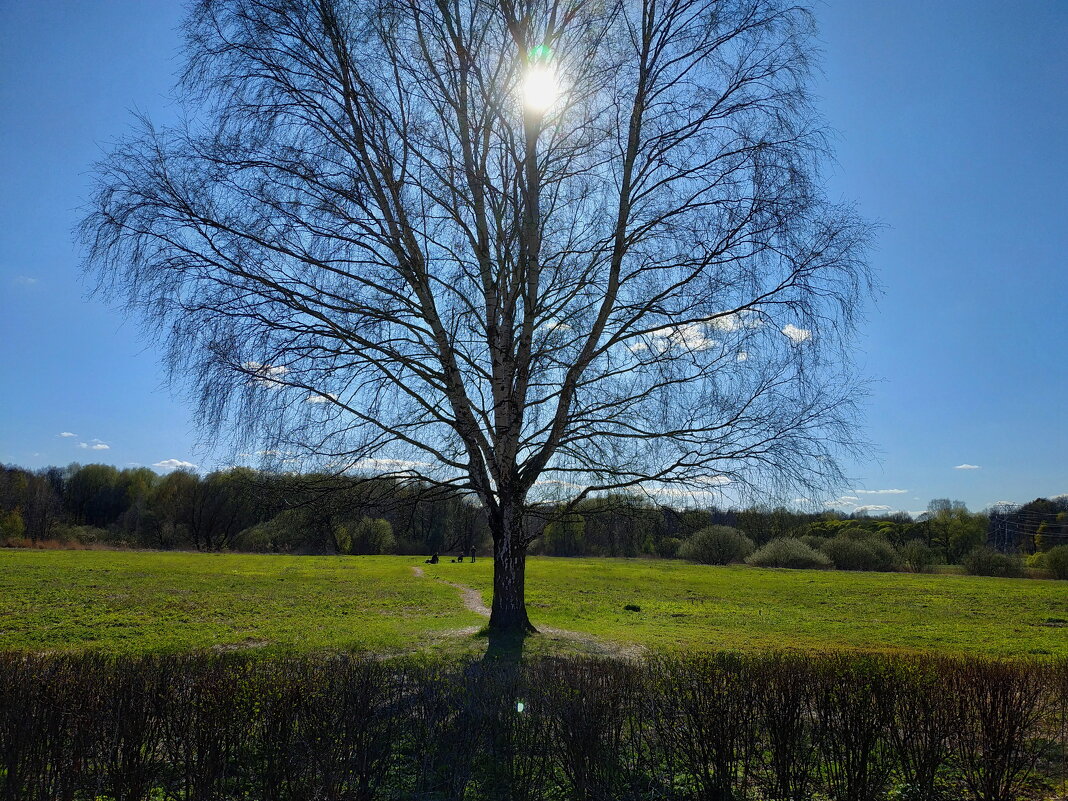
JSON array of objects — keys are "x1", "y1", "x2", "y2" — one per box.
[{"x1": 424, "y1": 552, "x2": 439, "y2": 564}]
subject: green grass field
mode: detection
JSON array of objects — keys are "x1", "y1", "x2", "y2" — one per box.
[
  {"x1": 0, "y1": 550, "x2": 483, "y2": 654},
  {"x1": 1, "y1": 549, "x2": 1065, "y2": 657}
]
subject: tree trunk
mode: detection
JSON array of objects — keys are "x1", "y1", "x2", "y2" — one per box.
[{"x1": 489, "y1": 503, "x2": 536, "y2": 636}]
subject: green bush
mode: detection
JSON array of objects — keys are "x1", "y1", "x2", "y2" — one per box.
[
  {"x1": 678, "y1": 526, "x2": 755, "y2": 565},
  {"x1": 348, "y1": 517, "x2": 395, "y2": 555},
  {"x1": 820, "y1": 536, "x2": 901, "y2": 572},
  {"x1": 962, "y1": 546, "x2": 1023, "y2": 578},
  {"x1": 1044, "y1": 545, "x2": 1068, "y2": 579},
  {"x1": 901, "y1": 538, "x2": 938, "y2": 573},
  {"x1": 656, "y1": 537, "x2": 682, "y2": 559},
  {"x1": 745, "y1": 537, "x2": 831, "y2": 569}
]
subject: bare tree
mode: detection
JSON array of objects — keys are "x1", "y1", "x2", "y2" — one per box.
[{"x1": 83, "y1": 0, "x2": 871, "y2": 634}]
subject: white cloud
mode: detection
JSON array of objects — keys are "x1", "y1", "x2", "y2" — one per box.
[
  {"x1": 638, "y1": 476, "x2": 732, "y2": 499},
  {"x1": 13, "y1": 275, "x2": 38, "y2": 286},
  {"x1": 629, "y1": 322, "x2": 720, "y2": 354},
  {"x1": 79, "y1": 442, "x2": 110, "y2": 450},
  {"x1": 242, "y1": 361, "x2": 289, "y2": 386},
  {"x1": 693, "y1": 475, "x2": 731, "y2": 487},
  {"x1": 534, "y1": 478, "x2": 586, "y2": 491},
  {"x1": 304, "y1": 392, "x2": 338, "y2": 404},
  {"x1": 855, "y1": 488, "x2": 908, "y2": 495},
  {"x1": 735, "y1": 351, "x2": 749, "y2": 362},
  {"x1": 708, "y1": 311, "x2": 762, "y2": 333},
  {"x1": 350, "y1": 458, "x2": 432, "y2": 473},
  {"x1": 153, "y1": 459, "x2": 198, "y2": 471},
  {"x1": 781, "y1": 324, "x2": 812, "y2": 344},
  {"x1": 855, "y1": 504, "x2": 893, "y2": 514},
  {"x1": 954, "y1": 464, "x2": 981, "y2": 470},
  {"x1": 58, "y1": 432, "x2": 77, "y2": 438}
]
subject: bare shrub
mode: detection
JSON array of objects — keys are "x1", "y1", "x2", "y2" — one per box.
[
  {"x1": 650, "y1": 653, "x2": 758, "y2": 800},
  {"x1": 951, "y1": 659, "x2": 1053, "y2": 801},
  {"x1": 813, "y1": 654, "x2": 897, "y2": 801},
  {"x1": 752, "y1": 654, "x2": 822, "y2": 800}
]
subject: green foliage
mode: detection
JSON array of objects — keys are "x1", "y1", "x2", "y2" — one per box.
[
  {"x1": 349, "y1": 516, "x2": 395, "y2": 555},
  {"x1": 962, "y1": 546, "x2": 1024, "y2": 578},
  {"x1": 677, "y1": 525, "x2": 754, "y2": 565},
  {"x1": 923, "y1": 499, "x2": 988, "y2": 562},
  {"x1": 820, "y1": 535, "x2": 901, "y2": 572},
  {"x1": 746, "y1": 538, "x2": 831, "y2": 569},
  {"x1": 1033, "y1": 521, "x2": 1049, "y2": 553},
  {"x1": 0, "y1": 508, "x2": 26, "y2": 542},
  {"x1": 1044, "y1": 545, "x2": 1068, "y2": 579},
  {"x1": 900, "y1": 538, "x2": 938, "y2": 573},
  {"x1": 537, "y1": 513, "x2": 586, "y2": 556},
  {"x1": 655, "y1": 536, "x2": 682, "y2": 559},
  {"x1": 332, "y1": 522, "x2": 353, "y2": 554}
]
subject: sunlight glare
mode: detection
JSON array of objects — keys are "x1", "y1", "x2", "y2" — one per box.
[{"x1": 523, "y1": 64, "x2": 558, "y2": 113}]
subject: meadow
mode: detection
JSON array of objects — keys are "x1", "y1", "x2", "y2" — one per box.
[{"x1": 2, "y1": 548, "x2": 1066, "y2": 657}]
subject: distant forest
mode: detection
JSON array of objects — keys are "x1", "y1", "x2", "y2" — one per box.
[{"x1": 1, "y1": 463, "x2": 1065, "y2": 561}]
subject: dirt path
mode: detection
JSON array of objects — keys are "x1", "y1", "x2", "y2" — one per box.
[{"x1": 411, "y1": 565, "x2": 643, "y2": 659}]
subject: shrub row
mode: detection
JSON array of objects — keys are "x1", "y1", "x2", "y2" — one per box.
[{"x1": 1, "y1": 651, "x2": 1066, "y2": 801}]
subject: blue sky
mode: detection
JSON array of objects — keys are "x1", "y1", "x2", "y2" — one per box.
[{"x1": 1, "y1": 1, "x2": 1065, "y2": 515}]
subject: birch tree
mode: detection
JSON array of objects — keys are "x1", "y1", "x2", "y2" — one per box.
[{"x1": 83, "y1": 0, "x2": 871, "y2": 634}]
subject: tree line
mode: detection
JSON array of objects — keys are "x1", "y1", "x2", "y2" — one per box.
[{"x1": 3, "y1": 463, "x2": 1063, "y2": 567}]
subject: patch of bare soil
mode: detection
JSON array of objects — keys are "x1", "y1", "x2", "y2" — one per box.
[{"x1": 410, "y1": 565, "x2": 644, "y2": 660}]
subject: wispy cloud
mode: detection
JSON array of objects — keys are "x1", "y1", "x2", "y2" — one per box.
[
  {"x1": 954, "y1": 464, "x2": 981, "y2": 470},
  {"x1": 58, "y1": 432, "x2": 77, "y2": 438},
  {"x1": 79, "y1": 439, "x2": 110, "y2": 451},
  {"x1": 855, "y1": 504, "x2": 893, "y2": 514},
  {"x1": 12, "y1": 275, "x2": 38, "y2": 287},
  {"x1": 781, "y1": 324, "x2": 812, "y2": 344},
  {"x1": 855, "y1": 488, "x2": 908, "y2": 495},
  {"x1": 304, "y1": 392, "x2": 338, "y2": 404},
  {"x1": 153, "y1": 459, "x2": 197, "y2": 471}
]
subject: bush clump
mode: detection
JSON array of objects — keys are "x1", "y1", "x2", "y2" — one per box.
[
  {"x1": 1044, "y1": 545, "x2": 1068, "y2": 579},
  {"x1": 678, "y1": 526, "x2": 755, "y2": 565},
  {"x1": 820, "y1": 536, "x2": 901, "y2": 572},
  {"x1": 901, "y1": 538, "x2": 938, "y2": 573},
  {"x1": 746, "y1": 537, "x2": 831, "y2": 569},
  {"x1": 338, "y1": 517, "x2": 395, "y2": 555},
  {"x1": 962, "y1": 546, "x2": 1023, "y2": 578}
]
